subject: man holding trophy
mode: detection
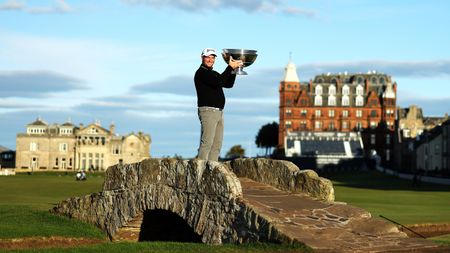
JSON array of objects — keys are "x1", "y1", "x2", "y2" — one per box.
[{"x1": 194, "y1": 48, "x2": 243, "y2": 161}]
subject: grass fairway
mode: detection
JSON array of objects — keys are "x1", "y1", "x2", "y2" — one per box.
[
  {"x1": 0, "y1": 172, "x2": 311, "y2": 252},
  {"x1": 322, "y1": 170, "x2": 450, "y2": 225},
  {"x1": 1, "y1": 241, "x2": 309, "y2": 253},
  {"x1": 0, "y1": 172, "x2": 106, "y2": 239}
]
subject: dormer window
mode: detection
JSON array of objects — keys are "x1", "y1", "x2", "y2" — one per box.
[
  {"x1": 342, "y1": 95, "x2": 350, "y2": 106},
  {"x1": 355, "y1": 95, "x2": 364, "y2": 106},
  {"x1": 328, "y1": 95, "x2": 336, "y2": 106},
  {"x1": 342, "y1": 85, "x2": 350, "y2": 95},
  {"x1": 357, "y1": 77, "x2": 364, "y2": 84},
  {"x1": 314, "y1": 95, "x2": 322, "y2": 106},
  {"x1": 315, "y1": 85, "x2": 323, "y2": 95},
  {"x1": 328, "y1": 85, "x2": 336, "y2": 95},
  {"x1": 356, "y1": 85, "x2": 364, "y2": 95}
]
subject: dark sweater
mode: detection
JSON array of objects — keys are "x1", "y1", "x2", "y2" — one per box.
[{"x1": 194, "y1": 64, "x2": 236, "y2": 109}]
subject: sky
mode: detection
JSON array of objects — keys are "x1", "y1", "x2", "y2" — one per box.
[{"x1": 0, "y1": 0, "x2": 449, "y2": 158}]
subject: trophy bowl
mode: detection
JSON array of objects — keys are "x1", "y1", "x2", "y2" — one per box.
[{"x1": 222, "y1": 49, "x2": 258, "y2": 75}]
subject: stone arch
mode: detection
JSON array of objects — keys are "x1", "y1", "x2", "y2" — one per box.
[{"x1": 52, "y1": 158, "x2": 243, "y2": 244}]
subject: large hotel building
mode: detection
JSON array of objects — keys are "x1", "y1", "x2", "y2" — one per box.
[
  {"x1": 279, "y1": 61, "x2": 396, "y2": 167},
  {"x1": 15, "y1": 119, "x2": 151, "y2": 171}
]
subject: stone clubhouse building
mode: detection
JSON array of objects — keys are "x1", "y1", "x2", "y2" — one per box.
[{"x1": 15, "y1": 118, "x2": 151, "y2": 171}]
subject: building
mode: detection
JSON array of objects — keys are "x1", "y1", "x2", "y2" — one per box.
[
  {"x1": 414, "y1": 119, "x2": 450, "y2": 176},
  {"x1": 16, "y1": 118, "x2": 151, "y2": 171},
  {"x1": 394, "y1": 105, "x2": 449, "y2": 172},
  {"x1": 397, "y1": 105, "x2": 425, "y2": 139},
  {"x1": 279, "y1": 61, "x2": 396, "y2": 167},
  {"x1": 0, "y1": 145, "x2": 15, "y2": 169}
]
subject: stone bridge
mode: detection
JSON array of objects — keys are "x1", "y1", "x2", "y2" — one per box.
[{"x1": 53, "y1": 158, "x2": 444, "y2": 252}]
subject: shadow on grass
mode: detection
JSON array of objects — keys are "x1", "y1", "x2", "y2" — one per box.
[{"x1": 319, "y1": 170, "x2": 450, "y2": 192}]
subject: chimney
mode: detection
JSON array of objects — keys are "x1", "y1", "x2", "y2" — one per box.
[{"x1": 110, "y1": 122, "x2": 115, "y2": 135}]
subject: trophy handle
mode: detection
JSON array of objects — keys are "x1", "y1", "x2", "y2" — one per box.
[{"x1": 233, "y1": 66, "x2": 248, "y2": 75}]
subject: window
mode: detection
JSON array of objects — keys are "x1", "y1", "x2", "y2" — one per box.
[
  {"x1": 371, "y1": 110, "x2": 377, "y2": 117},
  {"x1": 342, "y1": 95, "x2": 350, "y2": 106},
  {"x1": 59, "y1": 143, "x2": 68, "y2": 152},
  {"x1": 370, "y1": 134, "x2": 376, "y2": 145},
  {"x1": 342, "y1": 110, "x2": 349, "y2": 118},
  {"x1": 328, "y1": 110, "x2": 335, "y2": 117},
  {"x1": 386, "y1": 134, "x2": 391, "y2": 145},
  {"x1": 355, "y1": 96, "x2": 364, "y2": 106},
  {"x1": 301, "y1": 109, "x2": 307, "y2": 116},
  {"x1": 329, "y1": 122, "x2": 335, "y2": 130},
  {"x1": 328, "y1": 85, "x2": 336, "y2": 95},
  {"x1": 300, "y1": 121, "x2": 307, "y2": 129},
  {"x1": 357, "y1": 77, "x2": 364, "y2": 84},
  {"x1": 55, "y1": 158, "x2": 59, "y2": 166},
  {"x1": 356, "y1": 122, "x2": 362, "y2": 130},
  {"x1": 315, "y1": 110, "x2": 321, "y2": 117},
  {"x1": 386, "y1": 149, "x2": 390, "y2": 161},
  {"x1": 380, "y1": 77, "x2": 385, "y2": 84},
  {"x1": 286, "y1": 121, "x2": 292, "y2": 128},
  {"x1": 30, "y1": 142, "x2": 38, "y2": 151},
  {"x1": 286, "y1": 109, "x2": 292, "y2": 116},
  {"x1": 435, "y1": 144, "x2": 440, "y2": 155},
  {"x1": 315, "y1": 121, "x2": 322, "y2": 129},
  {"x1": 328, "y1": 95, "x2": 336, "y2": 106},
  {"x1": 113, "y1": 145, "x2": 121, "y2": 154},
  {"x1": 315, "y1": 85, "x2": 323, "y2": 95},
  {"x1": 370, "y1": 121, "x2": 377, "y2": 128},
  {"x1": 342, "y1": 85, "x2": 350, "y2": 95},
  {"x1": 314, "y1": 95, "x2": 322, "y2": 106},
  {"x1": 371, "y1": 77, "x2": 377, "y2": 84},
  {"x1": 356, "y1": 85, "x2": 364, "y2": 95},
  {"x1": 342, "y1": 121, "x2": 348, "y2": 129},
  {"x1": 356, "y1": 110, "x2": 362, "y2": 118}
]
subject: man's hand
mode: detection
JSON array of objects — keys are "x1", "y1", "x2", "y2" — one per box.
[{"x1": 227, "y1": 55, "x2": 243, "y2": 70}]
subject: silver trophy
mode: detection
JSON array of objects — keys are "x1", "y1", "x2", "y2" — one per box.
[{"x1": 222, "y1": 49, "x2": 258, "y2": 75}]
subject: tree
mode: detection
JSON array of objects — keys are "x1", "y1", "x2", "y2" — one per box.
[
  {"x1": 225, "y1": 145, "x2": 245, "y2": 159},
  {"x1": 255, "y1": 122, "x2": 279, "y2": 156}
]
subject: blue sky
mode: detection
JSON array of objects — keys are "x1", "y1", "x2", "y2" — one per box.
[{"x1": 0, "y1": 0, "x2": 449, "y2": 158}]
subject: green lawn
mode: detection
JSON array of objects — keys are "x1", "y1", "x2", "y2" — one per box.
[
  {"x1": 0, "y1": 172, "x2": 106, "y2": 239},
  {"x1": 1, "y1": 241, "x2": 309, "y2": 253},
  {"x1": 322, "y1": 170, "x2": 450, "y2": 225},
  {"x1": 0, "y1": 172, "x2": 310, "y2": 252},
  {"x1": 0, "y1": 172, "x2": 104, "y2": 211},
  {"x1": 1, "y1": 169, "x2": 449, "y2": 252}
]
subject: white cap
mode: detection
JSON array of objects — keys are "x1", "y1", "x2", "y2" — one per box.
[{"x1": 201, "y1": 48, "x2": 217, "y2": 57}]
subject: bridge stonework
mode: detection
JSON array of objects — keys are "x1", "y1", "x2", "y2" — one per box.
[{"x1": 52, "y1": 158, "x2": 445, "y2": 252}]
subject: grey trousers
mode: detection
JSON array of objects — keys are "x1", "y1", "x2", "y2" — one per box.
[{"x1": 197, "y1": 107, "x2": 224, "y2": 161}]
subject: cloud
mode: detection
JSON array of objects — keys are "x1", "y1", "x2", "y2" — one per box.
[
  {"x1": 0, "y1": 0, "x2": 74, "y2": 13},
  {"x1": 131, "y1": 67, "x2": 281, "y2": 99},
  {"x1": 0, "y1": 70, "x2": 87, "y2": 98},
  {"x1": 132, "y1": 75, "x2": 194, "y2": 96},
  {"x1": 0, "y1": 0, "x2": 24, "y2": 10},
  {"x1": 122, "y1": 0, "x2": 316, "y2": 17}
]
